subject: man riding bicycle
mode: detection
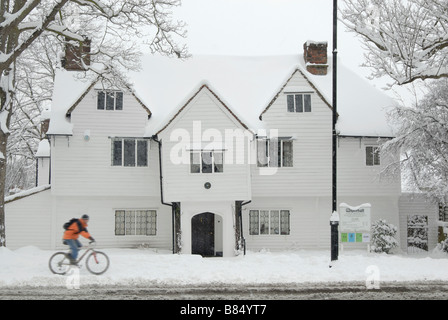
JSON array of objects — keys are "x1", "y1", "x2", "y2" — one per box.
[{"x1": 63, "y1": 214, "x2": 95, "y2": 265}]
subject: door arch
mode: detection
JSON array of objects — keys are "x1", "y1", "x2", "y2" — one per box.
[{"x1": 191, "y1": 212, "x2": 222, "y2": 257}]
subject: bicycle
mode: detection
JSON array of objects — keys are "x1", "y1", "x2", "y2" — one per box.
[{"x1": 49, "y1": 242, "x2": 110, "y2": 275}]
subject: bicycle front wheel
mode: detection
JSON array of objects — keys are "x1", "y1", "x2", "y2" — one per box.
[
  {"x1": 49, "y1": 252, "x2": 71, "y2": 275},
  {"x1": 86, "y1": 251, "x2": 110, "y2": 275}
]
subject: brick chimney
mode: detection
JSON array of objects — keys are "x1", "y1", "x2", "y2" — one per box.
[
  {"x1": 40, "y1": 118, "x2": 50, "y2": 139},
  {"x1": 61, "y1": 38, "x2": 91, "y2": 71},
  {"x1": 303, "y1": 41, "x2": 328, "y2": 76}
]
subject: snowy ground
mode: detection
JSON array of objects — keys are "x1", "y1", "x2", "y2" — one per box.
[{"x1": 1, "y1": 245, "x2": 448, "y2": 288}]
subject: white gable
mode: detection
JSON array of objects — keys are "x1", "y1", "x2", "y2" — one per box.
[{"x1": 47, "y1": 54, "x2": 396, "y2": 137}]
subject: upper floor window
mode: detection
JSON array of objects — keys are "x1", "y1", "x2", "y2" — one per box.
[
  {"x1": 366, "y1": 146, "x2": 380, "y2": 166},
  {"x1": 112, "y1": 138, "x2": 148, "y2": 167},
  {"x1": 287, "y1": 94, "x2": 311, "y2": 113},
  {"x1": 97, "y1": 90, "x2": 123, "y2": 110},
  {"x1": 257, "y1": 139, "x2": 293, "y2": 168},
  {"x1": 190, "y1": 151, "x2": 223, "y2": 173}
]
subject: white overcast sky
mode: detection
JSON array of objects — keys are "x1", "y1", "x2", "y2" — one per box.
[
  {"x1": 175, "y1": 0, "x2": 366, "y2": 75},
  {"x1": 172, "y1": 0, "x2": 418, "y2": 102}
]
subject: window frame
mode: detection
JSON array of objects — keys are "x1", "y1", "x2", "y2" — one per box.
[
  {"x1": 257, "y1": 138, "x2": 293, "y2": 168},
  {"x1": 97, "y1": 90, "x2": 124, "y2": 111},
  {"x1": 114, "y1": 209, "x2": 157, "y2": 236},
  {"x1": 190, "y1": 150, "x2": 224, "y2": 174},
  {"x1": 249, "y1": 209, "x2": 290, "y2": 236},
  {"x1": 111, "y1": 138, "x2": 149, "y2": 167},
  {"x1": 286, "y1": 93, "x2": 312, "y2": 113},
  {"x1": 365, "y1": 146, "x2": 380, "y2": 167}
]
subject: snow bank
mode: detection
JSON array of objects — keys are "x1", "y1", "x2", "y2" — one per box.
[{"x1": 1, "y1": 246, "x2": 447, "y2": 287}]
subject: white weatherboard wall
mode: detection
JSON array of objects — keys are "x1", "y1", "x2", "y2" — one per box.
[
  {"x1": 253, "y1": 70, "x2": 332, "y2": 198},
  {"x1": 244, "y1": 196, "x2": 332, "y2": 251},
  {"x1": 337, "y1": 137, "x2": 401, "y2": 197},
  {"x1": 50, "y1": 88, "x2": 159, "y2": 197},
  {"x1": 50, "y1": 196, "x2": 172, "y2": 250},
  {"x1": 159, "y1": 87, "x2": 252, "y2": 203},
  {"x1": 42, "y1": 86, "x2": 173, "y2": 250},
  {"x1": 6, "y1": 192, "x2": 173, "y2": 250},
  {"x1": 5, "y1": 189, "x2": 52, "y2": 249}
]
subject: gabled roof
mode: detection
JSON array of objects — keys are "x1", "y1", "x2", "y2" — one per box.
[
  {"x1": 155, "y1": 83, "x2": 250, "y2": 136},
  {"x1": 46, "y1": 69, "x2": 151, "y2": 136},
  {"x1": 48, "y1": 53, "x2": 396, "y2": 138},
  {"x1": 259, "y1": 68, "x2": 333, "y2": 120}
]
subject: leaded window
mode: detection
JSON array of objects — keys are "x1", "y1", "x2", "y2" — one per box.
[
  {"x1": 257, "y1": 139, "x2": 293, "y2": 168},
  {"x1": 97, "y1": 90, "x2": 123, "y2": 110},
  {"x1": 115, "y1": 210, "x2": 157, "y2": 236},
  {"x1": 249, "y1": 209, "x2": 290, "y2": 235},
  {"x1": 111, "y1": 138, "x2": 148, "y2": 167},
  {"x1": 287, "y1": 94, "x2": 312, "y2": 113},
  {"x1": 366, "y1": 146, "x2": 380, "y2": 166},
  {"x1": 190, "y1": 151, "x2": 224, "y2": 173}
]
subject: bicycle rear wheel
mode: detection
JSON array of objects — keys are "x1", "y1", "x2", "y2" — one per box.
[
  {"x1": 49, "y1": 252, "x2": 71, "y2": 275},
  {"x1": 86, "y1": 251, "x2": 109, "y2": 275}
]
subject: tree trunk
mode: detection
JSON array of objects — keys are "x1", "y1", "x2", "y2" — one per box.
[
  {"x1": 0, "y1": 0, "x2": 19, "y2": 247},
  {"x1": 0, "y1": 128, "x2": 8, "y2": 246}
]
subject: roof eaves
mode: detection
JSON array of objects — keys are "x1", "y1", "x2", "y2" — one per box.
[{"x1": 65, "y1": 77, "x2": 99, "y2": 116}]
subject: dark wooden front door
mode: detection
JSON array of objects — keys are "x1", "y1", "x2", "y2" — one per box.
[{"x1": 192, "y1": 212, "x2": 215, "y2": 257}]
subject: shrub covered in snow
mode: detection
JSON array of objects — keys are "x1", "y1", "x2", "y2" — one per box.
[
  {"x1": 438, "y1": 239, "x2": 448, "y2": 254},
  {"x1": 370, "y1": 219, "x2": 398, "y2": 254}
]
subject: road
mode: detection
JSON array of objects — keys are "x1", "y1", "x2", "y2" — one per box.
[{"x1": 1, "y1": 281, "x2": 447, "y2": 300}]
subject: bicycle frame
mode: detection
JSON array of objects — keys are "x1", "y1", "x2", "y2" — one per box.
[{"x1": 70, "y1": 243, "x2": 97, "y2": 264}]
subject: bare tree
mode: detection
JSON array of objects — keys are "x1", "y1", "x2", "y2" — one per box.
[
  {"x1": 340, "y1": 0, "x2": 448, "y2": 85},
  {"x1": 6, "y1": 34, "x2": 59, "y2": 195},
  {"x1": 0, "y1": 0, "x2": 188, "y2": 246}
]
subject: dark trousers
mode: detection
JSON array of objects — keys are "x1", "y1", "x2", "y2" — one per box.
[{"x1": 64, "y1": 239, "x2": 82, "y2": 260}]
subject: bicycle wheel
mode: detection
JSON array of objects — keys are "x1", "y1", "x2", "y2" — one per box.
[
  {"x1": 49, "y1": 252, "x2": 71, "y2": 275},
  {"x1": 86, "y1": 251, "x2": 109, "y2": 275}
]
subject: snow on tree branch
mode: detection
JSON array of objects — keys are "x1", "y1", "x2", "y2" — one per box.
[
  {"x1": 341, "y1": 0, "x2": 448, "y2": 85},
  {"x1": 0, "y1": 0, "x2": 188, "y2": 246},
  {"x1": 381, "y1": 78, "x2": 448, "y2": 202}
]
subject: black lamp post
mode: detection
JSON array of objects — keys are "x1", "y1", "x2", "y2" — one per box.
[{"x1": 330, "y1": 0, "x2": 339, "y2": 263}]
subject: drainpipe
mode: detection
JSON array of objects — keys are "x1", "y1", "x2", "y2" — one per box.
[
  {"x1": 152, "y1": 135, "x2": 176, "y2": 254},
  {"x1": 240, "y1": 200, "x2": 251, "y2": 255}
]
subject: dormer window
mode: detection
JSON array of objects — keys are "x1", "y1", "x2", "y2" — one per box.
[
  {"x1": 97, "y1": 90, "x2": 123, "y2": 110},
  {"x1": 287, "y1": 94, "x2": 311, "y2": 113}
]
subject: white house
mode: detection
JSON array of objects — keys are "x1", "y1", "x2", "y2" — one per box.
[{"x1": 5, "y1": 41, "x2": 439, "y2": 256}]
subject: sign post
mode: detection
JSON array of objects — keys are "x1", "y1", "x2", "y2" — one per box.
[
  {"x1": 331, "y1": 0, "x2": 339, "y2": 263},
  {"x1": 339, "y1": 203, "x2": 371, "y2": 252}
]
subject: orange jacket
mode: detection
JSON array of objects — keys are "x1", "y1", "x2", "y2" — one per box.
[{"x1": 63, "y1": 218, "x2": 92, "y2": 240}]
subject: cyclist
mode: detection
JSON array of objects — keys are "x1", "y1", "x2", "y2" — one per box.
[{"x1": 63, "y1": 214, "x2": 95, "y2": 265}]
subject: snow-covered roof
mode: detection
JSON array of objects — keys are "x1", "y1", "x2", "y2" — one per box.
[
  {"x1": 47, "y1": 53, "x2": 396, "y2": 138},
  {"x1": 35, "y1": 139, "x2": 50, "y2": 158},
  {"x1": 46, "y1": 69, "x2": 96, "y2": 135}
]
